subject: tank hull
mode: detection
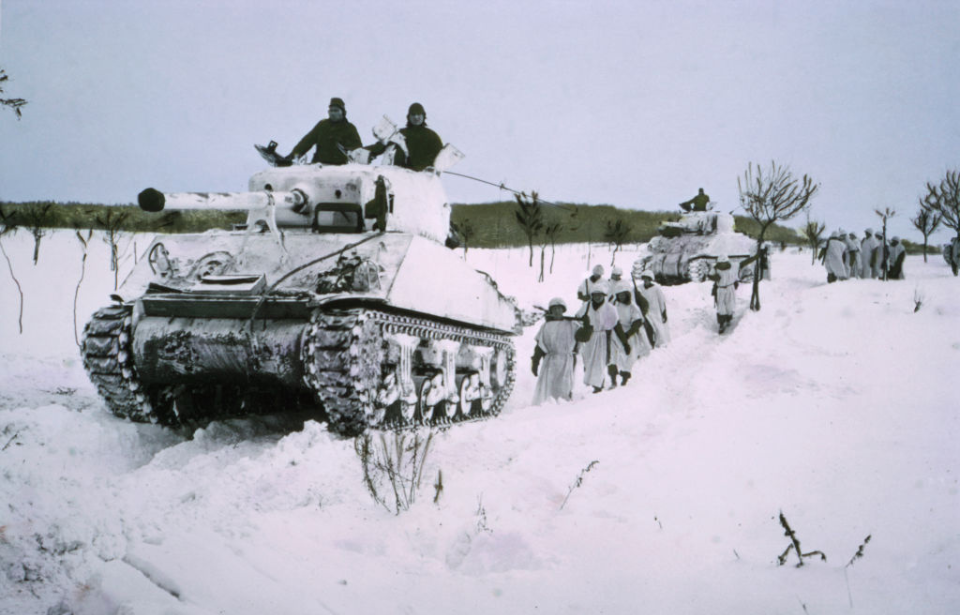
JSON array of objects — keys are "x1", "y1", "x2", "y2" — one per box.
[{"x1": 84, "y1": 231, "x2": 518, "y2": 435}]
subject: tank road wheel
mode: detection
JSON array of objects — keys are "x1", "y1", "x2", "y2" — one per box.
[
  {"x1": 487, "y1": 344, "x2": 516, "y2": 416},
  {"x1": 688, "y1": 259, "x2": 710, "y2": 283},
  {"x1": 302, "y1": 308, "x2": 517, "y2": 436},
  {"x1": 372, "y1": 369, "x2": 400, "y2": 426},
  {"x1": 457, "y1": 372, "x2": 483, "y2": 418},
  {"x1": 81, "y1": 305, "x2": 174, "y2": 424},
  {"x1": 490, "y1": 346, "x2": 510, "y2": 391},
  {"x1": 417, "y1": 371, "x2": 448, "y2": 425},
  {"x1": 397, "y1": 384, "x2": 418, "y2": 425}
]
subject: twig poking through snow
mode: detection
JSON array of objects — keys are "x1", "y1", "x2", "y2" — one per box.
[
  {"x1": 559, "y1": 460, "x2": 599, "y2": 510},
  {"x1": 777, "y1": 511, "x2": 826, "y2": 567},
  {"x1": 433, "y1": 469, "x2": 443, "y2": 504},
  {"x1": 2, "y1": 432, "x2": 19, "y2": 451},
  {"x1": 846, "y1": 534, "x2": 871, "y2": 567},
  {"x1": 475, "y1": 494, "x2": 492, "y2": 534},
  {"x1": 843, "y1": 535, "x2": 873, "y2": 610}
]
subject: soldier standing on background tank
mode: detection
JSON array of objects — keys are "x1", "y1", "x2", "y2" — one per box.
[
  {"x1": 610, "y1": 281, "x2": 649, "y2": 386},
  {"x1": 286, "y1": 97, "x2": 362, "y2": 165},
  {"x1": 575, "y1": 282, "x2": 623, "y2": 393},
  {"x1": 531, "y1": 298, "x2": 581, "y2": 405},
  {"x1": 577, "y1": 265, "x2": 605, "y2": 302},
  {"x1": 368, "y1": 103, "x2": 444, "y2": 171},
  {"x1": 679, "y1": 188, "x2": 711, "y2": 212},
  {"x1": 635, "y1": 270, "x2": 670, "y2": 348}
]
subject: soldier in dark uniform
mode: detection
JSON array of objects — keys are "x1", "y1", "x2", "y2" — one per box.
[
  {"x1": 679, "y1": 188, "x2": 711, "y2": 212},
  {"x1": 368, "y1": 102, "x2": 444, "y2": 171},
  {"x1": 286, "y1": 97, "x2": 362, "y2": 165}
]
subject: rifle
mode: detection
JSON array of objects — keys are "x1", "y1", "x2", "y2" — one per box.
[
  {"x1": 631, "y1": 276, "x2": 657, "y2": 348},
  {"x1": 532, "y1": 304, "x2": 584, "y2": 322}
]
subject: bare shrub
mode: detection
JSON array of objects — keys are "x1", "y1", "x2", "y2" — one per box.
[{"x1": 354, "y1": 431, "x2": 435, "y2": 514}]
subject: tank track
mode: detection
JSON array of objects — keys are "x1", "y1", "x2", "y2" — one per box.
[
  {"x1": 302, "y1": 308, "x2": 516, "y2": 437},
  {"x1": 81, "y1": 305, "x2": 161, "y2": 422},
  {"x1": 82, "y1": 304, "x2": 516, "y2": 436}
]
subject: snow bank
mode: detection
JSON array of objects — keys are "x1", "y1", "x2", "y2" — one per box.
[{"x1": 1, "y1": 231, "x2": 958, "y2": 614}]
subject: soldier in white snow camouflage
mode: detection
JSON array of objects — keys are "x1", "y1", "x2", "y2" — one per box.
[
  {"x1": 575, "y1": 281, "x2": 623, "y2": 392},
  {"x1": 635, "y1": 269, "x2": 670, "y2": 347},
  {"x1": 611, "y1": 281, "x2": 649, "y2": 386},
  {"x1": 531, "y1": 298, "x2": 581, "y2": 405}
]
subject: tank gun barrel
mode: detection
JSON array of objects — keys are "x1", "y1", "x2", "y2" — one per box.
[{"x1": 138, "y1": 187, "x2": 307, "y2": 213}]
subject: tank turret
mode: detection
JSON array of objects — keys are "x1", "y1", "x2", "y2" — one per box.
[{"x1": 81, "y1": 162, "x2": 518, "y2": 436}]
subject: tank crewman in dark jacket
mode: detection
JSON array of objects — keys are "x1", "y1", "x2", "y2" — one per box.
[
  {"x1": 368, "y1": 102, "x2": 444, "y2": 171},
  {"x1": 679, "y1": 188, "x2": 711, "y2": 212},
  {"x1": 286, "y1": 97, "x2": 362, "y2": 165}
]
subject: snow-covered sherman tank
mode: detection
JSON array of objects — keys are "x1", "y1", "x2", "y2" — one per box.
[
  {"x1": 635, "y1": 210, "x2": 757, "y2": 284},
  {"x1": 80, "y1": 163, "x2": 519, "y2": 436}
]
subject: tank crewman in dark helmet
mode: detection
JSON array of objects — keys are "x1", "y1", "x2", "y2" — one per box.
[
  {"x1": 368, "y1": 102, "x2": 444, "y2": 171},
  {"x1": 285, "y1": 97, "x2": 362, "y2": 165},
  {"x1": 679, "y1": 188, "x2": 712, "y2": 212}
]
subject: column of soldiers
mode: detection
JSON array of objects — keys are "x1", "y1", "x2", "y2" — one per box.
[
  {"x1": 531, "y1": 264, "x2": 671, "y2": 405},
  {"x1": 821, "y1": 228, "x2": 905, "y2": 282}
]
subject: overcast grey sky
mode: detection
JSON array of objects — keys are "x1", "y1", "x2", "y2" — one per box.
[{"x1": 1, "y1": 0, "x2": 958, "y2": 239}]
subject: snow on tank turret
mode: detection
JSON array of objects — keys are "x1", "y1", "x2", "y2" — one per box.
[
  {"x1": 80, "y1": 144, "x2": 519, "y2": 436},
  {"x1": 633, "y1": 205, "x2": 758, "y2": 285}
]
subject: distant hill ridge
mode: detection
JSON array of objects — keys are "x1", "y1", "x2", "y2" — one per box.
[{"x1": 0, "y1": 199, "x2": 808, "y2": 249}]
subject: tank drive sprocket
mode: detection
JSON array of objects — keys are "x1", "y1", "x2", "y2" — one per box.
[{"x1": 302, "y1": 308, "x2": 516, "y2": 436}]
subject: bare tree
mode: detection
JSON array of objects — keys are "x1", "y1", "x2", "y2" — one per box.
[
  {"x1": 20, "y1": 203, "x2": 55, "y2": 265},
  {"x1": 514, "y1": 192, "x2": 543, "y2": 267},
  {"x1": 874, "y1": 207, "x2": 896, "y2": 281},
  {"x1": 738, "y1": 161, "x2": 819, "y2": 310},
  {"x1": 604, "y1": 218, "x2": 633, "y2": 266},
  {"x1": 73, "y1": 230, "x2": 94, "y2": 346},
  {"x1": 921, "y1": 170, "x2": 960, "y2": 276},
  {"x1": 801, "y1": 216, "x2": 826, "y2": 265},
  {"x1": 543, "y1": 220, "x2": 563, "y2": 275},
  {"x1": 911, "y1": 205, "x2": 942, "y2": 263},
  {"x1": 94, "y1": 209, "x2": 130, "y2": 289},
  {"x1": 0, "y1": 69, "x2": 27, "y2": 119},
  {"x1": 450, "y1": 218, "x2": 475, "y2": 259}
]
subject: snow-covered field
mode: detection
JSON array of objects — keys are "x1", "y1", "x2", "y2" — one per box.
[{"x1": 1, "y1": 230, "x2": 958, "y2": 615}]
